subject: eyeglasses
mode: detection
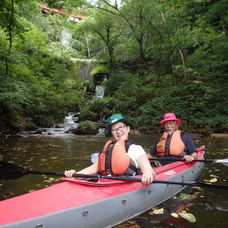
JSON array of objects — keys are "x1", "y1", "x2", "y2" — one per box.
[
  {"x1": 111, "y1": 125, "x2": 126, "y2": 133},
  {"x1": 164, "y1": 121, "x2": 177, "y2": 126}
]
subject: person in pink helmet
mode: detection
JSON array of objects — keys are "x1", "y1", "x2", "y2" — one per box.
[{"x1": 147, "y1": 113, "x2": 198, "y2": 165}]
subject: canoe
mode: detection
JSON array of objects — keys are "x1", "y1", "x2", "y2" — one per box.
[{"x1": 0, "y1": 150, "x2": 204, "y2": 228}]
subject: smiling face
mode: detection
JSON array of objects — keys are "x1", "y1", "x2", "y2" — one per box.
[
  {"x1": 111, "y1": 122, "x2": 130, "y2": 141},
  {"x1": 164, "y1": 121, "x2": 179, "y2": 134}
]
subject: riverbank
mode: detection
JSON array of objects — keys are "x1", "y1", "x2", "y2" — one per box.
[{"x1": 211, "y1": 133, "x2": 228, "y2": 138}]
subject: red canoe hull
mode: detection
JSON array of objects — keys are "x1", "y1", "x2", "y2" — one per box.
[{"x1": 0, "y1": 151, "x2": 204, "y2": 228}]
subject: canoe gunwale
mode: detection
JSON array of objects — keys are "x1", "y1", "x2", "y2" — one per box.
[{"x1": 0, "y1": 151, "x2": 204, "y2": 228}]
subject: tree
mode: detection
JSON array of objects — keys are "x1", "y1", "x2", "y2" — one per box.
[{"x1": 76, "y1": 3, "x2": 123, "y2": 70}]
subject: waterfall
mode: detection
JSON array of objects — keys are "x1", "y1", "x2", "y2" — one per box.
[
  {"x1": 33, "y1": 113, "x2": 79, "y2": 136},
  {"x1": 95, "y1": 86, "x2": 105, "y2": 99},
  {"x1": 94, "y1": 73, "x2": 108, "y2": 99},
  {"x1": 61, "y1": 29, "x2": 72, "y2": 47},
  {"x1": 70, "y1": 58, "x2": 109, "y2": 101},
  {"x1": 64, "y1": 113, "x2": 77, "y2": 124}
]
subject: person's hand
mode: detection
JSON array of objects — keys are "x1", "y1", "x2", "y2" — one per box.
[
  {"x1": 64, "y1": 169, "x2": 76, "y2": 177},
  {"x1": 184, "y1": 155, "x2": 195, "y2": 163},
  {"x1": 141, "y1": 169, "x2": 154, "y2": 185}
]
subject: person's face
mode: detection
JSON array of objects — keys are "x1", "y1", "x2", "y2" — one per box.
[
  {"x1": 164, "y1": 121, "x2": 178, "y2": 134},
  {"x1": 111, "y1": 122, "x2": 130, "y2": 141}
]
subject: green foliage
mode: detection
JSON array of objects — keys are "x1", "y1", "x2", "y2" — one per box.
[
  {"x1": 112, "y1": 75, "x2": 141, "y2": 115},
  {"x1": 73, "y1": 120, "x2": 98, "y2": 135},
  {"x1": 0, "y1": 1, "x2": 89, "y2": 134},
  {"x1": 90, "y1": 65, "x2": 110, "y2": 76},
  {"x1": 0, "y1": 0, "x2": 228, "y2": 135},
  {"x1": 79, "y1": 108, "x2": 97, "y2": 122},
  {"x1": 80, "y1": 97, "x2": 114, "y2": 122}
]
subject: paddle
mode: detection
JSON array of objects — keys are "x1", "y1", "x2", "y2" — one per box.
[
  {"x1": 149, "y1": 157, "x2": 228, "y2": 166},
  {"x1": 1, "y1": 161, "x2": 228, "y2": 189},
  {"x1": 91, "y1": 152, "x2": 228, "y2": 167}
]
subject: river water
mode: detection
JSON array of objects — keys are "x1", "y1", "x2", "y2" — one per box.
[{"x1": 0, "y1": 129, "x2": 228, "y2": 227}]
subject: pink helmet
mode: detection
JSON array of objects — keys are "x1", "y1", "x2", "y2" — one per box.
[{"x1": 159, "y1": 113, "x2": 182, "y2": 126}]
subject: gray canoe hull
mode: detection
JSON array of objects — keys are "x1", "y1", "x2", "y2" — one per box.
[{"x1": 1, "y1": 160, "x2": 204, "y2": 228}]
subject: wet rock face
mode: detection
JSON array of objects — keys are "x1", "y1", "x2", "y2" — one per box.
[
  {"x1": 25, "y1": 113, "x2": 80, "y2": 136},
  {"x1": 0, "y1": 121, "x2": 20, "y2": 136},
  {"x1": 5, "y1": 112, "x2": 105, "y2": 137}
]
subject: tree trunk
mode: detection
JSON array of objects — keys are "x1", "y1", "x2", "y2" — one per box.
[{"x1": 6, "y1": 0, "x2": 15, "y2": 76}]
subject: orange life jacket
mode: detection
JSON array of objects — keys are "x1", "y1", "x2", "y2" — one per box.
[
  {"x1": 98, "y1": 139, "x2": 137, "y2": 175},
  {"x1": 156, "y1": 130, "x2": 185, "y2": 157}
]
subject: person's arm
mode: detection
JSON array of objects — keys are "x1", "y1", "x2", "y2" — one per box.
[
  {"x1": 147, "y1": 153, "x2": 153, "y2": 158},
  {"x1": 77, "y1": 161, "x2": 99, "y2": 174},
  {"x1": 137, "y1": 154, "x2": 156, "y2": 185},
  {"x1": 64, "y1": 161, "x2": 99, "y2": 177},
  {"x1": 190, "y1": 152, "x2": 198, "y2": 159},
  {"x1": 147, "y1": 141, "x2": 158, "y2": 158},
  {"x1": 182, "y1": 134, "x2": 197, "y2": 162}
]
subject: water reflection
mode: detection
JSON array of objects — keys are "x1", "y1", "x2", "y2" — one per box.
[{"x1": 0, "y1": 133, "x2": 228, "y2": 227}]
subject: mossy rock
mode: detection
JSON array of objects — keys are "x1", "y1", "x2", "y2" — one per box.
[{"x1": 72, "y1": 121, "x2": 98, "y2": 135}]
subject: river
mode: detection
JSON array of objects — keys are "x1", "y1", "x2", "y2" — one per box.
[{"x1": 0, "y1": 130, "x2": 228, "y2": 227}]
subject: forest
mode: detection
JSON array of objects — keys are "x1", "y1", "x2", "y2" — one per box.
[{"x1": 0, "y1": 0, "x2": 228, "y2": 135}]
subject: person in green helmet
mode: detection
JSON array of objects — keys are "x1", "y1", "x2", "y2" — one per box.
[{"x1": 65, "y1": 114, "x2": 155, "y2": 185}]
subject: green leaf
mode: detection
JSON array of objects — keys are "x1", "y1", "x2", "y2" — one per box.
[{"x1": 178, "y1": 212, "x2": 196, "y2": 223}]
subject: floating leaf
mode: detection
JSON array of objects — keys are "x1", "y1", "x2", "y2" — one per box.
[
  {"x1": 176, "y1": 204, "x2": 187, "y2": 212},
  {"x1": 193, "y1": 192, "x2": 201, "y2": 196},
  {"x1": 152, "y1": 208, "x2": 164, "y2": 214},
  {"x1": 193, "y1": 186, "x2": 203, "y2": 191},
  {"x1": 203, "y1": 179, "x2": 210, "y2": 182},
  {"x1": 210, "y1": 174, "x2": 219, "y2": 178},
  {"x1": 186, "y1": 202, "x2": 193, "y2": 208},
  {"x1": 43, "y1": 178, "x2": 55, "y2": 183},
  {"x1": 149, "y1": 207, "x2": 164, "y2": 215},
  {"x1": 210, "y1": 178, "x2": 217, "y2": 183},
  {"x1": 180, "y1": 193, "x2": 195, "y2": 200},
  {"x1": 171, "y1": 213, "x2": 179, "y2": 218},
  {"x1": 178, "y1": 212, "x2": 196, "y2": 222}
]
